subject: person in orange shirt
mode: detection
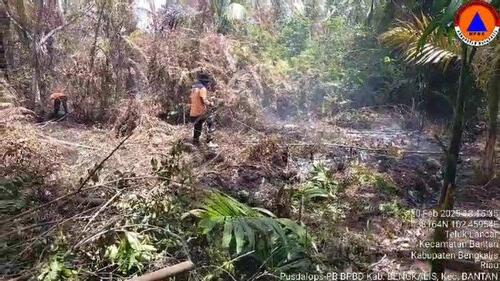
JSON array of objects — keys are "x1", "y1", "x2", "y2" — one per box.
[
  {"x1": 50, "y1": 87, "x2": 69, "y2": 118},
  {"x1": 189, "y1": 75, "x2": 213, "y2": 145}
]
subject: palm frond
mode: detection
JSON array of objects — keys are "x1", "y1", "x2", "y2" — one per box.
[
  {"x1": 379, "y1": 14, "x2": 461, "y2": 69},
  {"x1": 193, "y1": 191, "x2": 311, "y2": 271}
]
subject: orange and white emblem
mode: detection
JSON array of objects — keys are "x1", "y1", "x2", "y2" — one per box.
[{"x1": 454, "y1": 0, "x2": 500, "y2": 46}]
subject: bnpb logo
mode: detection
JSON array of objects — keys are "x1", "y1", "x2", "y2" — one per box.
[{"x1": 454, "y1": 0, "x2": 500, "y2": 46}]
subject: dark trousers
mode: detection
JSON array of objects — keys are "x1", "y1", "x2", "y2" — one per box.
[
  {"x1": 53, "y1": 99, "x2": 68, "y2": 116},
  {"x1": 52, "y1": 98, "x2": 68, "y2": 119},
  {"x1": 191, "y1": 115, "x2": 214, "y2": 143}
]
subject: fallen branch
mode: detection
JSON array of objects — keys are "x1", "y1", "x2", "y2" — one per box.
[
  {"x1": 82, "y1": 191, "x2": 121, "y2": 232},
  {"x1": 77, "y1": 133, "x2": 132, "y2": 192},
  {"x1": 72, "y1": 217, "x2": 121, "y2": 250},
  {"x1": 126, "y1": 261, "x2": 195, "y2": 281},
  {"x1": 0, "y1": 219, "x2": 65, "y2": 239},
  {"x1": 36, "y1": 133, "x2": 102, "y2": 150},
  {"x1": 481, "y1": 176, "x2": 500, "y2": 189},
  {"x1": 72, "y1": 196, "x2": 107, "y2": 206},
  {"x1": 36, "y1": 114, "x2": 68, "y2": 128},
  {"x1": 0, "y1": 185, "x2": 97, "y2": 225}
]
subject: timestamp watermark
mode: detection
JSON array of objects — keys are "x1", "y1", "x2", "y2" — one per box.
[{"x1": 279, "y1": 272, "x2": 500, "y2": 281}]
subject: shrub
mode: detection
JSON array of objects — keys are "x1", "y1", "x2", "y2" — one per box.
[
  {"x1": 0, "y1": 125, "x2": 60, "y2": 181},
  {"x1": 378, "y1": 200, "x2": 414, "y2": 222},
  {"x1": 351, "y1": 165, "x2": 398, "y2": 195},
  {"x1": 105, "y1": 231, "x2": 157, "y2": 274},
  {"x1": 38, "y1": 255, "x2": 77, "y2": 281},
  {"x1": 37, "y1": 233, "x2": 77, "y2": 281},
  {"x1": 62, "y1": 55, "x2": 120, "y2": 124},
  {"x1": 280, "y1": 17, "x2": 312, "y2": 57}
]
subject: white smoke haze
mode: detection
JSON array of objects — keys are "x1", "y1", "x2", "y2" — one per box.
[{"x1": 135, "y1": 0, "x2": 168, "y2": 29}]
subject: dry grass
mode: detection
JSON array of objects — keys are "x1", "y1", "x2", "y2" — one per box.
[
  {"x1": 0, "y1": 107, "x2": 37, "y2": 124},
  {"x1": 0, "y1": 124, "x2": 62, "y2": 181}
]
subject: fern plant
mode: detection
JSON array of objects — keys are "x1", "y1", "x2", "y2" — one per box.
[{"x1": 190, "y1": 191, "x2": 312, "y2": 272}]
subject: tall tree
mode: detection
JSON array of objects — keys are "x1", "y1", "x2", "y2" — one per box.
[
  {"x1": 380, "y1": 2, "x2": 486, "y2": 278},
  {"x1": 31, "y1": 0, "x2": 44, "y2": 113},
  {"x1": 430, "y1": 43, "x2": 475, "y2": 279},
  {"x1": 415, "y1": 1, "x2": 482, "y2": 278}
]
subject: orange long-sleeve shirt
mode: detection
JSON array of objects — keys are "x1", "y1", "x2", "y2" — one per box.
[
  {"x1": 189, "y1": 87, "x2": 208, "y2": 117},
  {"x1": 50, "y1": 92, "x2": 67, "y2": 101}
]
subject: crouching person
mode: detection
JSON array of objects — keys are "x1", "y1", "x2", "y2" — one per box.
[{"x1": 50, "y1": 88, "x2": 69, "y2": 119}]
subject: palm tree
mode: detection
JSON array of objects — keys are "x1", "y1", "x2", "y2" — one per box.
[
  {"x1": 380, "y1": 3, "x2": 481, "y2": 278},
  {"x1": 382, "y1": 13, "x2": 500, "y2": 184}
]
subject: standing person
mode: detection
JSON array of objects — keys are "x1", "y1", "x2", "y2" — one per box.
[
  {"x1": 50, "y1": 87, "x2": 69, "y2": 119},
  {"x1": 189, "y1": 74, "x2": 213, "y2": 145}
]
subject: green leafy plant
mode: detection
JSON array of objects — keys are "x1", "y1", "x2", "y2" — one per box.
[
  {"x1": 351, "y1": 165, "x2": 398, "y2": 195},
  {"x1": 105, "y1": 231, "x2": 157, "y2": 274},
  {"x1": 117, "y1": 193, "x2": 172, "y2": 226},
  {"x1": 296, "y1": 185, "x2": 329, "y2": 202},
  {"x1": 280, "y1": 17, "x2": 312, "y2": 57},
  {"x1": 410, "y1": 1, "x2": 483, "y2": 278},
  {"x1": 294, "y1": 164, "x2": 351, "y2": 225},
  {"x1": 190, "y1": 191, "x2": 312, "y2": 272},
  {"x1": 38, "y1": 255, "x2": 77, "y2": 281},
  {"x1": 307, "y1": 163, "x2": 339, "y2": 194},
  {"x1": 37, "y1": 233, "x2": 76, "y2": 281},
  {"x1": 311, "y1": 163, "x2": 332, "y2": 183},
  {"x1": 0, "y1": 177, "x2": 29, "y2": 214},
  {"x1": 378, "y1": 200, "x2": 414, "y2": 222}
]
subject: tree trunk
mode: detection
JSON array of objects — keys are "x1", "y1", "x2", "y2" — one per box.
[
  {"x1": 11, "y1": 0, "x2": 30, "y2": 44},
  {"x1": 479, "y1": 55, "x2": 500, "y2": 182},
  {"x1": 14, "y1": 0, "x2": 29, "y2": 28},
  {"x1": 431, "y1": 44, "x2": 472, "y2": 280},
  {"x1": 32, "y1": 0, "x2": 45, "y2": 115},
  {"x1": 378, "y1": 0, "x2": 395, "y2": 31},
  {"x1": 50, "y1": 0, "x2": 65, "y2": 24},
  {"x1": 62, "y1": 0, "x2": 69, "y2": 14},
  {"x1": 365, "y1": 0, "x2": 375, "y2": 26},
  {"x1": 0, "y1": 6, "x2": 9, "y2": 79}
]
